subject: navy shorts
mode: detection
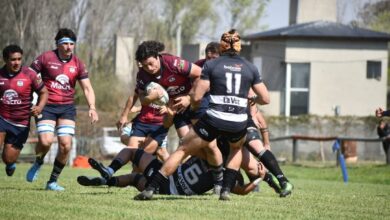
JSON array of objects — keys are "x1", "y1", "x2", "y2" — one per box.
[
  {"x1": 37, "y1": 104, "x2": 76, "y2": 122},
  {"x1": 193, "y1": 114, "x2": 247, "y2": 143},
  {"x1": 131, "y1": 118, "x2": 168, "y2": 146},
  {"x1": 0, "y1": 117, "x2": 29, "y2": 149}
]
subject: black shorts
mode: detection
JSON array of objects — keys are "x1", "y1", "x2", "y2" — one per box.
[{"x1": 193, "y1": 114, "x2": 247, "y2": 143}]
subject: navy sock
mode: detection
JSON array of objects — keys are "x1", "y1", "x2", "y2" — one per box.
[{"x1": 48, "y1": 159, "x2": 65, "y2": 183}]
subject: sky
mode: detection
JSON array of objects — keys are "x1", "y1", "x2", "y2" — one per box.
[{"x1": 260, "y1": 0, "x2": 378, "y2": 30}]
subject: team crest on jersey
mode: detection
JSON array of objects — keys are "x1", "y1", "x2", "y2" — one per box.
[
  {"x1": 17, "y1": 81, "x2": 24, "y2": 86},
  {"x1": 69, "y1": 67, "x2": 76, "y2": 73},
  {"x1": 51, "y1": 74, "x2": 71, "y2": 90},
  {"x1": 2, "y1": 89, "x2": 21, "y2": 105},
  {"x1": 179, "y1": 60, "x2": 185, "y2": 70},
  {"x1": 36, "y1": 75, "x2": 42, "y2": 85},
  {"x1": 168, "y1": 76, "x2": 176, "y2": 82}
]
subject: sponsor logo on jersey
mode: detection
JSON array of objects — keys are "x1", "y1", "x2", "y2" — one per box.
[
  {"x1": 0, "y1": 81, "x2": 4, "y2": 85},
  {"x1": 177, "y1": 167, "x2": 195, "y2": 195},
  {"x1": 199, "y1": 128, "x2": 209, "y2": 137},
  {"x1": 17, "y1": 81, "x2": 24, "y2": 87},
  {"x1": 51, "y1": 74, "x2": 71, "y2": 90},
  {"x1": 223, "y1": 96, "x2": 240, "y2": 105},
  {"x1": 50, "y1": 65, "x2": 59, "y2": 69},
  {"x1": 166, "y1": 86, "x2": 185, "y2": 96},
  {"x1": 223, "y1": 64, "x2": 242, "y2": 72},
  {"x1": 2, "y1": 89, "x2": 21, "y2": 105}
]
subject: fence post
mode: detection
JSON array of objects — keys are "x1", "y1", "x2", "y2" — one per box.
[
  {"x1": 332, "y1": 139, "x2": 348, "y2": 183},
  {"x1": 292, "y1": 138, "x2": 297, "y2": 162}
]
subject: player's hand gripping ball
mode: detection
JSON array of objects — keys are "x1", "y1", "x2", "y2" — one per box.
[{"x1": 146, "y1": 82, "x2": 169, "y2": 106}]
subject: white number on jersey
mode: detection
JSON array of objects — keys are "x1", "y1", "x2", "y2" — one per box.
[
  {"x1": 183, "y1": 163, "x2": 203, "y2": 185},
  {"x1": 225, "y1": 72, "x2": 241, "y2": 94}
]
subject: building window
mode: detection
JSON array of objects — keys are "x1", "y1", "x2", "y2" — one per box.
[
  {"x1": 367, "y1": 61, "x2": 381, "y2": 80},
  {"x1": 285, "y1": 63, "x2": 310, "y2": 116}
]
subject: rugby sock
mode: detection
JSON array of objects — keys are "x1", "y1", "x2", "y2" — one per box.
[
  {"x1": 107, "y1": 177, "x2": 118, "y2": 186},
  {"x1": 209, "y1": 164, "x2": 224, "y2": 186},
  {"x1": 146, "y1": 171, "x2": 167, "y2": 191},
  {"x1": 258, "y1": 150, "x2": 288, "y2": 184},
  {"x1": 108, "y1": 158, "x2": 125, "y2": 173},
  {"x1": 221, "y1": 168, "x2": 239, "y2": 193},
  {"x1": 48, "y1": 159, "x2": 65, "y2": 183},
  {"x1": 130, "y1": 173, "x2": 144, "y2": 188},
  {"x1": 35, "y1": 153, "x2": 46, "y2": 165},
  {"x1": 263, "y1": 172, "x2": 281, "y2": 193}
]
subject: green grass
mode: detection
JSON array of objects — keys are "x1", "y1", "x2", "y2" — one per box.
[{"x1": 1, "y1": 163, "x2": 389, "y2": 219}]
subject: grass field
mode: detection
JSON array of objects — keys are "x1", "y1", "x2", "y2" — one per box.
[{"x1": 1, "y1": 162, "x2": 389, "y2": 219}]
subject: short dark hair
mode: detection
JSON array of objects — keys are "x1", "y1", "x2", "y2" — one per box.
[
  {"x1": 2, "y1": 44, "x2": 23, "y2": 60},
  {"x1": 205, "y1": 42, "x2": 220, "y2": 54},
  {"x1": 55, "y1": 28, "x2": 77, "y2": 43},
  {"x1": 135, "y1": 41, "x2": 165, "y2": 62}
]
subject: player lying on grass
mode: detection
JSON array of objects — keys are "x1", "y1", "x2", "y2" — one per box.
[{"x1": 78, "y1": 146, "x2": 280, "y2": 196}]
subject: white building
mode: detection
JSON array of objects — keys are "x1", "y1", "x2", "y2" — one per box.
[{"x1": 244, "y1": 21, "x2": 390, "y2": 116}]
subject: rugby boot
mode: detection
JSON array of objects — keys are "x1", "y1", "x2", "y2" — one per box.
[
  {"x1": 265, "y1": 173, "x2": 281, "y2": 194},
  {"x1": 134, "y1": 188, "x2": 154, "y2": 200},
  {"x1": 5, "y1": 163, "x2": 16, "y2": 177},
  {"x1": 213, "y1": 184, "x2": 222, "y2": 195},
  {"x1": 46, "y1": 181, "x2": 65, "y2": 191},
  {"x1": 26, "y1": 162, "x2": 42, "y2": 182},
  {"x1": 219, "y1": 190, "x2": 231, "y2": 201},
  {"x1": 77, "y1": 176, "x2": 106, "y2": 186},
  {"x1": 88, "y1": 158, "x2": 113, "y2": 180},
  {"x1": 279, "y1": 181, "x2": 293, "y2": 197}
]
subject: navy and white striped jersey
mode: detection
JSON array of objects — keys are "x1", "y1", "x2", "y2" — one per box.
[{"x1": 201, "y1": 54, "x2": 262, "y2": 132}]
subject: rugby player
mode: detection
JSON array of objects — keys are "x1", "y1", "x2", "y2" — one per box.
[
  {"x1": 0, "y1": 45, "x2": 48, "y2": 176},
  {"x1": 134, "y1": 29, "x2": 270, "y2": 201},
  {"x1": 26, "y1": 28, "x2": 99, "y2": 191},
  {"x1": 134, "y1": 40, "x2": 224, "y2": 193}
]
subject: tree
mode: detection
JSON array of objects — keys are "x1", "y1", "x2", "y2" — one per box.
[
  {"x1": 219, "y1": 0, "x2": 269, "y2": 34},
  {"x1": 357, "y1": 0, "x2": 390, "y2": 33}
]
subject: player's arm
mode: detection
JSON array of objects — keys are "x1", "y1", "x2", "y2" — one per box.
[
  {"x1": 79, "y1": 78, "x2": 99, "y2": 123},
  {"x1": 117, "y1": 93, "x2": 139, "y2": 130},
  {"x1": 231, "y1": 178, "x2": 262, "y2": 195},
  {"x1": 190, "y1": 77, "x2": 209, "y2": 111},
  {"x1": 161, "y1": 103, "x2": 176, "y2": 128},
  {"x1": 173, "y1": 64, "x2": 202, "y2": 112},
  {"x1": 251, "y1": 82, "x2": 270, "y2": 105},
  {"x1": 31, "y1": 86, "x2": 48, "y2": 117},
  {"x1": 256, "y1": 112, "x2": 270, "y2": 150}
]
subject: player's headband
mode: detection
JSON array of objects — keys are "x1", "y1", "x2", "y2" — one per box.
[{"x1": 57, "y1": 37, "x2": 75, "y2": 45}]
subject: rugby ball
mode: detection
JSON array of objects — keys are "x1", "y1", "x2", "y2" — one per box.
[{"x1": 145, "y1": 82, "x2": 169, "y2": 106}]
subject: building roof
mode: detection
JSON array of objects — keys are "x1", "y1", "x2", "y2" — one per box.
[{"x1": 243, "y1": 20, "x2": 390, "y2": 41}]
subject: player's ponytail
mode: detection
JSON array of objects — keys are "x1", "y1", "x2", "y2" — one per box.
[{"x1": 220, "y1": 29, "x2": 241, "y2": 55}]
